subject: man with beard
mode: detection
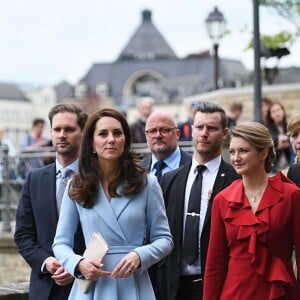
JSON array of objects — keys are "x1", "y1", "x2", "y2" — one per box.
[
  {"x1": 143, "y1": 110, "x2": 191, "y2": 297},
  {"x1": 144, "y1": 110, "x2": 191, "y2": 181},
  {"x1": 15, "y1": 104, "x2": 88, "y2": 300},
  {"x1": 156, "y1": 102, "x2": 240, "y2": 300}
]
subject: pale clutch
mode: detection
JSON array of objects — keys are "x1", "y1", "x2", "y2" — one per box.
[{"x1": 76, "y1": 232, "x2": 109, "y2": 293}]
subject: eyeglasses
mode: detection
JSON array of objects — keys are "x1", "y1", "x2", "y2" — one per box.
[{"x1": 145, "y1": 127, "x2": 177, "y2": 137}]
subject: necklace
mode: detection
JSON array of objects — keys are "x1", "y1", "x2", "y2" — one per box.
[{"x1": 244, "y1": 184, "x2": 268, "y2": 203}]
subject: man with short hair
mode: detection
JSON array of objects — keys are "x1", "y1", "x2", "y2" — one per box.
[
  {"x1": 19, "y1": 118, "x2": 51, "y2": 176},
  {"x1": 15, "y1": 104, "x2": 88, "y2": 300},
  {"x1": 226, "y1": 102, "x2": 243, "y2": 128},
  {"x1": 144, "y1": 110, "x2": 191, "y2": 180},
  {"x1": 130, "y1": 97, "x2": 154, "y2": 143},
  {"x1": 157, "y1": 102, "x2": 240, "y2": 300},
  {"x1": 144, "y1": 110, "x2": 191, "y2": 297},
  {"x1": 178, "y1": 101, "x2": 200, "y2": 142}
]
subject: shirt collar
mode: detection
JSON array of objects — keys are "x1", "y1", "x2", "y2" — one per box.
[
  {"x1": 56, "y1": 159, "x2": 78, "y2": 175},
  {"x1": 151, "y1": 146, "x2": 181, "y2": 171},
  {"x1": 191, "y1": 155, "x2": 221, "y2": 174}
]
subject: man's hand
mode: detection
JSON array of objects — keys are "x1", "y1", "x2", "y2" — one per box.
[
  {"x1": 45, "y1": 256, "x2": 61, "y2": 274},
  {"x1": 52, "y1": 266, "x2": 74, "y2": 286}
]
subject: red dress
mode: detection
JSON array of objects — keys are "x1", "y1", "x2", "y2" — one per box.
[{"x1": 203, "y1": 172, "x2": 300, "y2": 300}]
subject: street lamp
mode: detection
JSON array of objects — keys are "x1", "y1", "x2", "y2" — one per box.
[{"x1": 205, "y1": 6, "x2": 226, "y2": 89}]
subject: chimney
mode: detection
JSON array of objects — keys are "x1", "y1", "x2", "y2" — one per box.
[{"x1": 142, "y1": 9, "x2": 152, "y2": 22}]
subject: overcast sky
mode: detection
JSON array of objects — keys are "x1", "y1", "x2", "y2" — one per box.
[{"x1": 1, "y1": 0, "x2": 299, "y2": 87}]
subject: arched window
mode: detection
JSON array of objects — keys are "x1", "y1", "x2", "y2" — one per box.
[
  {"x1": 75, "y1": 82, "x2": 88, "y2": 98},
  {"x1": 96, "y1": 81, "x2": 110, "y2": 97}
]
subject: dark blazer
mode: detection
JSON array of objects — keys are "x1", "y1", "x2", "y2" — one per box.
[
  {"x1": 130, "y1": 118, "x2": 147, "y2": 143},
  {"x1": 157, "y1": 159, "x2": 240, "y2": 300},
  {"x1": 14, "y1": 163, "x2": 85, "y2": 300},
  {"x1": 287, "y1": 164, "x2": 300, "y2": 187},
  {"x1": 144, "y1": 148, "x2": 191, "y2": 296},
  {"x1": 143, "y1": 148, "x2": 192, "y2": 171}
]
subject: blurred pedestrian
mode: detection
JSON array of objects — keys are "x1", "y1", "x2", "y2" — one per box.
[
  {"x1": 18, "y1": 118, "x2": 51, "y2": 177},
  {"x1": 266, "y1": 100, "x2": 291, "y2": 172},
  {"x1": 130, "y1": 97, "x2": 154, "y2": 143},
  {"x1": 178, "y1": 102, "x2": 200, "y2": 142},
  {"x1": 0, "y1": 127, "x2": 16, "y2": 156},
  {"x1": 226, "y1": 102, "x2": 243, "y2": 128},
  {"x1": 0, "y1": 127, "x2": 17, "y2": 190},
  {"x1": 261, "y1": 97, "x2": 272, "y2": 126}
]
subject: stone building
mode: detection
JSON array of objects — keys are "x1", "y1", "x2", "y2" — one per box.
[
  {"x1": 0, "y1": 83, "x2": 32, "y2": 150},
  {"x1": 77, "y1": 9, "x2": 249, "y2": 110}
]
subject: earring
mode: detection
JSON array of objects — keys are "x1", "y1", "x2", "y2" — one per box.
[{"x1": 93, "y1": 148, "x2": 96, "y2": 154}]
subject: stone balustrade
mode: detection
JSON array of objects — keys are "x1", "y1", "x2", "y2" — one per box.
[{"x1": 0, "y1": 233, "x2": 29, "y2": 299}]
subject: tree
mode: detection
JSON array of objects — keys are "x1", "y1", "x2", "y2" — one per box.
[{"x1": 259, "y1": 0, "x2": 300, "y2": 30}]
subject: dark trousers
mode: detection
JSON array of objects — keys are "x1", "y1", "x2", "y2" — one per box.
[{"x1": 175, "y1": 275, "x2": 203, "y2": 300}]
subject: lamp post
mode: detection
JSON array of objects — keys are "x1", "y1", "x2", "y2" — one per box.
[
  {"x1": 205, "y1": 6, "x2": 226, "y2": 90},
  {"x1": 253, "y1": 0, "x2": 262, "y2": 123}
]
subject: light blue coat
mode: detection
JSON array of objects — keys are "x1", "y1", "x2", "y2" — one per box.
[{"x1": 53, "y1": 174, "x2": 173, "y2": 300}]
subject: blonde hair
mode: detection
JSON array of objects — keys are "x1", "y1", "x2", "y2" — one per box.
[
  {"x1": 287, "y1": 115, "x2": 300, "y2": 164},
  {"x1": 230, "y1": 122, "x2": 276, "y2": 173},
  {"x1": 287, "y1": 115, "x2": 300, "y2": 136}
]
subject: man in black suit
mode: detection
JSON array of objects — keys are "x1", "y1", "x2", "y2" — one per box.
[
  {"x1": 143, "y1": 110, "x2": 192, "y2": 178},
  {"x1": 14, "y1": 104, "x2": 88, "y2": 300},
  {"x1": 157, "y1": 102, "x2": 240, "y2": 300}
]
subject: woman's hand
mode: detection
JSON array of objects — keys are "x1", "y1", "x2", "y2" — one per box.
[
  {"x1": 111, "y1": 251, "x2": 141, "y2": 278},
  {"x1": 76, "y1": 258, "x2": 111, "y2": 281}
]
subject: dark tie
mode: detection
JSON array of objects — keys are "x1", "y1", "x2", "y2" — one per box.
[
  {"x1": 183, "y1": 165, "x2": 206, "y2": 265},
  {"x1": 154, "y1": 160, "x2": 166, "y2": 182},
  {"x1": 57, "y1": 168, "x2": 74, "y2": 214}
]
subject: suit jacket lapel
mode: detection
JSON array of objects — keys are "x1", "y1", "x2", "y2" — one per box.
[
  {"x1": 203, "y1": 160, "x2": 231, "y2": 228},
  {"x1": 41, "y1": 164, "x2": 59, "y2": 229},
  {"x1": 164, "y1": 163, "x2": 191, "y2": 245}
]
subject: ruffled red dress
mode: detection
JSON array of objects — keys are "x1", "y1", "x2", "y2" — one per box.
[{"x1": 203, "y1": 172, "x2": 300, "y2": 300}]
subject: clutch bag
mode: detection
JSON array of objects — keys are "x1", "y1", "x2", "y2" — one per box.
[{"x1": 76, "y1": 232, "x2": 109, "y2": 293}]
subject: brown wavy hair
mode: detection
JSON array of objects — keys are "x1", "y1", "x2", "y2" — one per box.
[{"x1": 69, "y1": 108, "x2": 147, "y2": 208}]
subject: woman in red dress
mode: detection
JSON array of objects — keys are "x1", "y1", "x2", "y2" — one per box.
[{"x1": 203, "y1": 122, "x2": 300, "y2": 300}]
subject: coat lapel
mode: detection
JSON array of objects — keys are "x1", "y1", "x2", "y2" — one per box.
[{"x1": 92, "y1": 185, "x2": 129, "y2": 242}]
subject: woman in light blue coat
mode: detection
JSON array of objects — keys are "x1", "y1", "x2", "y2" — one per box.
[{"x1": 53, "y1": 108, "x2": 173, "y2": 300}]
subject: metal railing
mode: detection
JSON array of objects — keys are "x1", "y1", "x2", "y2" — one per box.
[
  {"x1": 0, "y1": 142, "x2": 194, "y2": 233},
  {"x1": 0, "y1": 145, "x2": 56, "y2": 232}
]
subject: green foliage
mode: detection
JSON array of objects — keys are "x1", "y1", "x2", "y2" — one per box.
[
  {"x1": 245, "y1": 1, "x2": 299, "y2": 52},
  {"x1": 261, "y1": 31, "x2": 294, "y2": 48},
  {"x1": 246, "y1": 31, "x2": 295, "y2": 50}
]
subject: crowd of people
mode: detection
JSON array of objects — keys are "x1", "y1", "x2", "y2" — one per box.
[{"x1": 8, "y1": 97, "x2": 300, "y2": 299}]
